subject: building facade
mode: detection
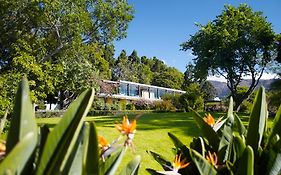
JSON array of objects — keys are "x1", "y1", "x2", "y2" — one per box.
[{"x1": 98, "y1": 80, "x2": 186, "y2": 101}]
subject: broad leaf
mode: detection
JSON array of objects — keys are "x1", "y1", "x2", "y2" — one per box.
[
  {"x1": 168, "y1": 132, "x2": 190, "y2": 159},
  {"x1": 104, "y1": 147, "x2": 126, "y2": 175},
  {"x1": 219, "y1": 97, "x2": 234, "y2": 163},
  {"x1": 6, "y1": 77, "x2": 37, "y2": 153},
  {"x1": 246, "y1": 87, "x2": 267, "y2": 155},
  {"x1": 120, "y1": 155, "x2": 141, "y2": 175},
  {"x1": 235, "y1": 146, "x2": 254, "y2": 175},
  {"x1": 265, "y1": 139, "x2": 281, "y2": 175},
  {"x1": 234, "y1": 114, "x2": 247, "y2": 136},
  {"x1": 84, "y1": 122, "x2": 100, "y2": 175},
  {"x1": 148, "y1": 151, "x2": 172, "y2": 171},
  {"x1": 232, "y1": 134, "x2": 246, "y2": 163},
  {"x1": 267, "y1": 104, "x2": 281, "y2": 146},
  {"x1": 36, "y1": 88, "x2": 95, "y2": 174},
  {"x1": 190, "y1": 149, "x2": 217, "y2": 175},
  {"x1": 190, "y1": 109, "x2": 220, "y2": 150},
  {"x1": 0, "y1": 133, "x2": 37, "y2": 174}
]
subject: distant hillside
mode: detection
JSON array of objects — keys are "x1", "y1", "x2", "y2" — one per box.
[{"x1": 209, "y1": 79, "x2": 276, "y2": 98}]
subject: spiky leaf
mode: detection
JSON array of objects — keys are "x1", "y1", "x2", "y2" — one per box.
[{"x1": 235, "y1": 146, "x2": 254, "y2": 175}]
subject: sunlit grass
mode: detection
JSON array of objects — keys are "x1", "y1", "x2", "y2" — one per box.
[{"x1": 35, "y1": 112, "x2": 272, "y2": 174}]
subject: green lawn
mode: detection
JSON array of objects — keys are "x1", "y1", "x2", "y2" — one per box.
[{"x1": 36, "y1": 112, "x2": 252, "y2": 175}]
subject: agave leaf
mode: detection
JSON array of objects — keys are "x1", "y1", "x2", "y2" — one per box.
[
  {"x1": 148, "y1": 151, "x2": 172, "y2": 171},
  {"x1": 235, "y1": 146, "x2": 254, "y2": 175},
  {"x1": 84, "y1": 122, "x2": 100, "y2": 175},
  {"x1": 0, "y1": 133, "x2": 37, "y2": 174},
  {"x1": 190, "y1": 109, "x2": 220, "y2": 150},
  {"x1": 234, "y1": 114, "x2": 247, "y2": 136},
  {"x1": 267, "y1": 104, "x2": 281, "y2": 147},
  {"x1": 120, "y1": 155, "x2": 141, "y2": 175},
  {"x1": 168, "y1": 132, "x2": 190, "y2": 159},
  {"x1": 190, "y1": 149, "x2": 217, "y2": 175},
  {"x1": 218, "y1": 97, "x2": 235, "y2": 163},
  {"x1": 246, "y1": 87, "x2": 267, "y2": 155},
  {"x1": 6, "y1": 77, "x2": 37, "y2": 153},
  {"x1": 36, "y1": 88, "x2": 95, "y2": 175}
]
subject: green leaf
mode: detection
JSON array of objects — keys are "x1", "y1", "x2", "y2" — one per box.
[
  {"x1": 148, "y1": 151, "x2": 172, "y2": 171},
  {"x1": 190, "y1": 137, "x2": 206, "y2": 158},
  {"x1": 146, "y1": 168, "x2": 163, "y2": 175},
  {"x1": 120, "y1": 155, "x2": 141, "y2": 175},
  {"x1": 62, "y1": 126, "x2": 84, "y2": 175},
  {"x1": 234, "y1": 113, "x2": 247, "y2": 136},
  {"x1": 36, "y1": 88, "x2": 95, "y2": 175},
  {"x1": 105, "y1": 147, "x2": 126, "y2": 175},
  {"x1": 267, "y1": 104, "x2": 281, "y2": 146},
  {"x1": 232, "y1": 134, "x2": 246, "y2": 163},
  {"x1": 235, "y1": 146, "x2": 254, "y2": 175},
  {"x1": 84, "y1": 122, "x2": 100, "y2": 175},
  {"x1": 265, "y1": 139, "x2": 281, "y2": 175},
  {"x1": 0, "y1": 133, "x2": 37, "y2": 174},
  {"x1": 168, "y1": 132, "x2": 190, "y2": 159},
  {"x1": 190, "y1": 109, "x2": 220, "y2": 150},
  {"x1": 6, "y1": 77, "x2": 37, "y2": 153},
  {"x1": 246, "y1": 87, "x2": 267, "y2": 155},
  {"x1": 190, "y1": 149, "x2": 217, "y2": 175},
  {"x1": 219, "y1": 97, "x2": 234, "y2": 163}
]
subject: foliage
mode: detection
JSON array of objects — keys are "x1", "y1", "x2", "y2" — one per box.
[
  {"x1": 133, "y1": 99, "x2": 155, "y2": 110},
  {"x1": 0, "y1": 0, "x2": 134, "y2": 112},
  {"x1": 200, "y1": 81, "x2": 217, "y2": 101},
  {"x1": 0, "y1": 78, "x2": 140, "y2": 174},
  {"x1": 180, "y1": 83, "x2": 204, "y2": 112},
  {"x1": 147, "y1": 87, "x2": 281, "y2": 175},
  {"x1": 268, "y1": 79, "x2": 281, "y2": 114},
  {"x1": 154, "y1": 100, "x2": 175, "y2": 112},
  {"x1": 181, "y1": 4, "x2": 276, "y2": 110},
  {"x1": 161, "y1": 94, "x2": 183, "y2": 110}
]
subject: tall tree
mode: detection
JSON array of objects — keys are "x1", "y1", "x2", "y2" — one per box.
[
  {"x1": 0, "y1": 0, "x2": 134, "y2": 110},
  {"x1": 181, "y1": 4, "x2": 275, "y2": 110}
]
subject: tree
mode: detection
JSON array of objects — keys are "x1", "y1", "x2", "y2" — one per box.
[
  {"x1": 201, "y1": 81, "x2": 217, "y2": 100},
  {"x1": 180, "y1": 83, "x2": 204, "y2": 111},
  {"x1": 152, "y1": 67, "x2": 184, "y2": 89},
  {"x1": 0, "y1": 0, "x2": 134, "y2": 111},
  {"x1": 181, "y1": 4, "x2": 275, "y2": 110}
]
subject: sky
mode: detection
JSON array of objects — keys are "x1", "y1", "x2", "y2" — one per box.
[{"x1": 114, "y1": 0, "x2": 281, "y2": 81}]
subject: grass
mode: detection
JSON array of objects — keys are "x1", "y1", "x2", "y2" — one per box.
[{"x1": 36, "y1": 112, "x2": 258, "y2": 175}]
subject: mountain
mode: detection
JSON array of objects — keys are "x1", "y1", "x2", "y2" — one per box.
[{"x1": 209, "y1": 79, "x2": 277, "y2": 98}]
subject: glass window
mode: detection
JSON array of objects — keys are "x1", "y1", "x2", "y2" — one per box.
[
  {"x1": 119, "y1": 83, "x2": 128, "y2": 96},
  {"x1": 129, "y1": 84, "x2": 139, "y2": 96}
]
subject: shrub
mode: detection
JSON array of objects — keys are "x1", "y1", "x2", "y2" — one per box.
[
  {"x1": 154, "y1": 100, "x2": 174, "y2": 111},
  {"x1": 126, "y1": 103, "x2": 135, "y2": 110},
  {"x1": 147, "y1": 87, "x2": 281, "y2": 175},
  {"x1": 0, "y1": 78, "x2": 141, "y2": 174},
  {"x1": 133, "y1": 99, "x2": 154, "y2": 110},
  {"x1": 161, "y1": 94, "x2": 183, "y2": 110},
  {"x1": 119, "y1": 99, "x2": 127, "y2": 110}
]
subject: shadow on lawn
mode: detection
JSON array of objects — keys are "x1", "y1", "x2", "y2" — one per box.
[{"x1": 92, "y1": 112, "x2": 204, "y2": 138}]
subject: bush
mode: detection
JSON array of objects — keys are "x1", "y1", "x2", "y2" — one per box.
[
  {"x1": 126, "y1": 103, "x2": 135, "y2": 110},
  {"x1": 133, "y1": 99, "x2": 154, "y2": 110},
  {"x1": 161, "y1": 94, "x2": 183, "y2": 110},
  {"x1": 154, "y1": 100, "x2": 174, "y2": 111}
]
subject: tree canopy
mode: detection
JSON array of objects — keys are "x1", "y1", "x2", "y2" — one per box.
[
  {"x1": 181, "y1": 4, "x2": 275, "y2": 110},
  {"x1": 0, "y1": 0, "x2": 134, "y2": 110}
]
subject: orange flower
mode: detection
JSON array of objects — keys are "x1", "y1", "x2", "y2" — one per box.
[
  {"x1": 206, "y1": 151, "x2": 218, "y2": 167},
  {"x1": 98, "y1": 136, "x2": 110, "y2": 151},
  {"x1": 203, "y1": 113, "x2": 215, "y2": 127},
  {"x1": 172, "y1": 154, "x2": 190, "y2": 172},
  {"x1": 115, "y1": 116, "x2": 137, "y2": 136}
]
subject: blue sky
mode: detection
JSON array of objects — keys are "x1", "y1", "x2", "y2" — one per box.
[{"x1": 114, "y1": 0, "x2": 281, "y2": 74}]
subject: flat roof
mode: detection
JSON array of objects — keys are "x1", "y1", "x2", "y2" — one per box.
[{"x1": 102, "y1": 80, "x2": 186, "y2": 93}]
